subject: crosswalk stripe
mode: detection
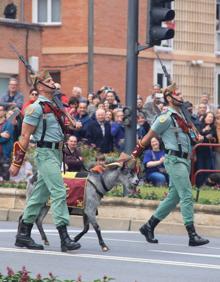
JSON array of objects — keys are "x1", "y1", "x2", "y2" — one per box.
[
  {"x1": 152, "y1": 250, "x2": 220, "y2": 259},
  {"x1": 0, "y1": 247, "x2": 220, "y2": 270}
]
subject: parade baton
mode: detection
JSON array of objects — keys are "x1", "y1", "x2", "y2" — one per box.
[{"x1": 9, "y1": 43, "x2": 77, "y2": 128}]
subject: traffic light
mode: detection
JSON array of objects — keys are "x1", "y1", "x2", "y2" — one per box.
[
  {"x1": 147, "y1": 0, "x2": 175, "y2": 47},
  {"x1": 122, "y1": 107, "x2": 132, "y2": 127}
]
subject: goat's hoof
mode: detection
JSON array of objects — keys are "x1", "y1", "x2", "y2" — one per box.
[
  {"x1": 102, "y1": 246, "x2": 109, "y2": 252},
  {"x1": 44, "y1": 240, "x2": 49, "y2": 246}
]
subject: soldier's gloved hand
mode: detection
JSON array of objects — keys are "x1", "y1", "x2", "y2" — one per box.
[
  {"x1": 131, "y1": 140, "x2": 145, "y2": 158},
  {"x1": 9, "y1": 164, "x2": 20, "y2": 177}
]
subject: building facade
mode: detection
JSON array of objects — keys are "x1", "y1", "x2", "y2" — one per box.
[{"x1": 0, "y1": 0, "x2": 219, "y2": 107}]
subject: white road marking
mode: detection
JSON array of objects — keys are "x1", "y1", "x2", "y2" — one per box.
[
  {"x1": 152, "y1": 250, "x2": 220, "y2": 259},
  {"x1": 1, "y1": 229, "x2": 220, "y2": 250},
  {"x1": 0, "y1": 247, "x2": 220, "y2": 270},
  {"x1": 84, "y1": 236, "x2": 220, "y2": 250},
  {"x1": 0, "y1": 229, "x2": 138, "y2": 234}
]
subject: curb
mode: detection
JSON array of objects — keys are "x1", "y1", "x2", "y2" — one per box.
[
  {"x1": 102, "y1": 197, "x2": 220, "y2": 214},
  {"x1": 0, "y1": 189, "x2": 219, "y2": 237},
  {"x1": 1, "y1": 207, "x2": 220, "y2": 238}
]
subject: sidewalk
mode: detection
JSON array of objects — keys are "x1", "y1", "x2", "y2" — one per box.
[{"x1": 0, "y1": 188, "x2": 219, "y2": 237}]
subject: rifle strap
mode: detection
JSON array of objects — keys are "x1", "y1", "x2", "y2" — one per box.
[
  {"x1": 39, "y1": 102, "x2": 66, "y2": 145},
  {"x1": 171, "y1": 114, "x2": 183, "y2": 155}
]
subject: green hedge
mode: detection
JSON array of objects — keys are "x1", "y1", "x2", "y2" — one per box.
[
  {"x1": 0, "y1": 181, "x2": 220, "y2": 205},
  {"x1": 108, "y1": 184, "x2": 220, "y2": 205}
]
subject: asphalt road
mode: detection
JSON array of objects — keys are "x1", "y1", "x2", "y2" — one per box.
[{"x1": 0, "y1": 221, "x2": 220, "y2": 282}]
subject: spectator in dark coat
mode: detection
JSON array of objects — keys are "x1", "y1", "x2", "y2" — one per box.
[
  {"x1": 0, "y1": 105, "x2": 14, "y2": 180},
  {"x1": 184, "y1": 101, "x2": 201, "y2": 130},
  {"x1": 196, "y1": 111, "x2": 217, "y2": 187},
  {"x1": 137, "y1": 112, "x2": 150, "y2": 140},
  {"x1": 64, "y1": 136, "x2": 83, "y2": 172},
  {"x1": 0, "y1": 77, "x2": 24, "y2": 109},
  {"x1": 74, "y1": 102, "x2": 92, "y2": 141},
  {"x1": 86, "y1": 109, "x2": 113, "y2": 153},
  {"x1": 105, "y1": 90, "x2": 119, "y2": 110}
]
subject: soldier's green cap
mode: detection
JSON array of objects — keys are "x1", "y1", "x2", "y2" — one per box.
[
  {"x1": 163, "y1": 82, "x2": 177, "y2": 97},
  {"x1": 30, "y1": 70, "x2": 52, "y2": 87}
]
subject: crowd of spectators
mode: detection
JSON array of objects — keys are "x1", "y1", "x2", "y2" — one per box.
[{"x1": 0, "y1": 77, "x2": 220, "y2": 188}]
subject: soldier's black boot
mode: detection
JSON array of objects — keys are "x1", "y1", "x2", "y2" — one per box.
[
  {"x1": 139, "y1": 215, "x2": 160, "y2": 243},
  {"x1": 57, "y1": 225, "x2": 81, "y2": 252},
  {"x1": 15, "y1": 220, "x2": 44, "y2": 250},
  {"x1": 186, "y1": 224, "x2": 209, "y2": 246}
]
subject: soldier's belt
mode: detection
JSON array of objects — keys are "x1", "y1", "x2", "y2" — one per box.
[
  {"x1": 165, "y1": 149, "x2": 190, "y2": 160},
  {"x1": 36, "y1": 141, "x2": 63, "y2": 150}
]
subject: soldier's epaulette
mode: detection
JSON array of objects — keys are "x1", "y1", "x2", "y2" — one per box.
[{"x1": 158, "y1": 110, "x2": 172, "y2": 123}]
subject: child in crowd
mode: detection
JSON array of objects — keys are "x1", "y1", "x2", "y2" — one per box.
[{"x1": 90, "y1": 154, "x2": 106, "y2": 173}]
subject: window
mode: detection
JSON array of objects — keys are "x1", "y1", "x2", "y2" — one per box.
[
  {"x1": 216, "y1": 1, "x2": 220, "y2": 52},
  {"x1": 50, "y1": 70, "x2": 61, "y2": 84},
  {"x1": 0, "y1": 77, "x2": 10, "y2": 99},
  {"x1": 32, "y1": 0, "x2": 61, "y2": 24}
]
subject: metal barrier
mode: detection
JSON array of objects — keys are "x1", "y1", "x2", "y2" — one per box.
[{"x1": 191, "y1": 143, "x2": 220, "y2": 201}]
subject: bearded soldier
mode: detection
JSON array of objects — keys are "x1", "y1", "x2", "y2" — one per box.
[
  {"x1": 132, "y1": 83, "x2": 209, "y2": 247},
  {"x1": 9, "y1": 71, "x2": 81, "y2": 252}
]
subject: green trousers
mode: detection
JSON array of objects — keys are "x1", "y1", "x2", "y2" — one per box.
[
  {"x1": 23, "y1": 148, "x2": 69, "y2": 227},
  {"x1": 154, "y1": 155, "x2": 194, "y2": 225}
]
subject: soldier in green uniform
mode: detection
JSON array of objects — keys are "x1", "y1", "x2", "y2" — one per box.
[
  {"x1": 9, "y1": 70, "x2": 81, "y2": 252},
  {"x1": 132, "y1": 83, "x2": 209, "y2": 247}
]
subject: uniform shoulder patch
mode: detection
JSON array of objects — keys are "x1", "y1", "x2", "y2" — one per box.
[
  {"x1": 25, "y1": 105, "x2": 35, "y2": 116},
  {"x1": 159, "y1": 113, "x2": 169, "y2": 123}
]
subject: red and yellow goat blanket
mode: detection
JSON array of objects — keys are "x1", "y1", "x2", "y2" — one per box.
[{"x1": 62, "y1": 172, "x2": 88, "y2": 209}]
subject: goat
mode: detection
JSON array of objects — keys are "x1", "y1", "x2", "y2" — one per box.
[{"x1": 25, "y1": 159, "x2": 139, "y2": 251}]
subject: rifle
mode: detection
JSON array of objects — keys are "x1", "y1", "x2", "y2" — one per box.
[
  {"x1": 156, "y1": 52, "x2": 201, "y2": 142},
  {"x1": 9, "y1": 43, "x2": 35, "y2": 75},
  {"x1": 155, "y1": 52, "x2": 172, "y2": 85},
  {"x1": 9, "y1": 43, "x2": 77, "y2": 128}
]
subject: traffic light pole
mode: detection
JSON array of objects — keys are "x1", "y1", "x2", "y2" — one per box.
[
  {"x1": 88, "y1": 0, "x2": 94, "y2": 94},
  {"x1": 124, "y1": 0, "x2": 139, "y2": 154},
  {"x1": 124, "y1": 0, "x2": 175, "y2": 154}
]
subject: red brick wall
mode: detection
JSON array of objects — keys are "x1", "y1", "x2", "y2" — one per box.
[
  {"x1": 1, "y1": 0, "x2": 154, "y2": 104},
  {"x1": 40, "y1": 0, "x2": 153, "y2": 103},
  {"x1": 94, "y1": 0, "x2": 127, "y2": 49},
  {"x1": 42, "y1": 53, "x2": 88, "y2": 97},
  {"x1": 41, "y1": 0, "x2": 88, "y2": 47}
]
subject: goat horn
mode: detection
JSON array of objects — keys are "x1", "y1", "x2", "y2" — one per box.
[{"x1": 105, "y1": 162, "x2": 122, "y2": 168}]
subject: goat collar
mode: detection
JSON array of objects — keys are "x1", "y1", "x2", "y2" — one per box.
[
  {"x1": 87, "y1": 174, "x2": 109, "y2": 198},
  {"x1": 100, "y1": 174, "x2": 109, "y2": 192},
  {"x1": 88, "y1": 179, "x2": 104, "y2": 198}
]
